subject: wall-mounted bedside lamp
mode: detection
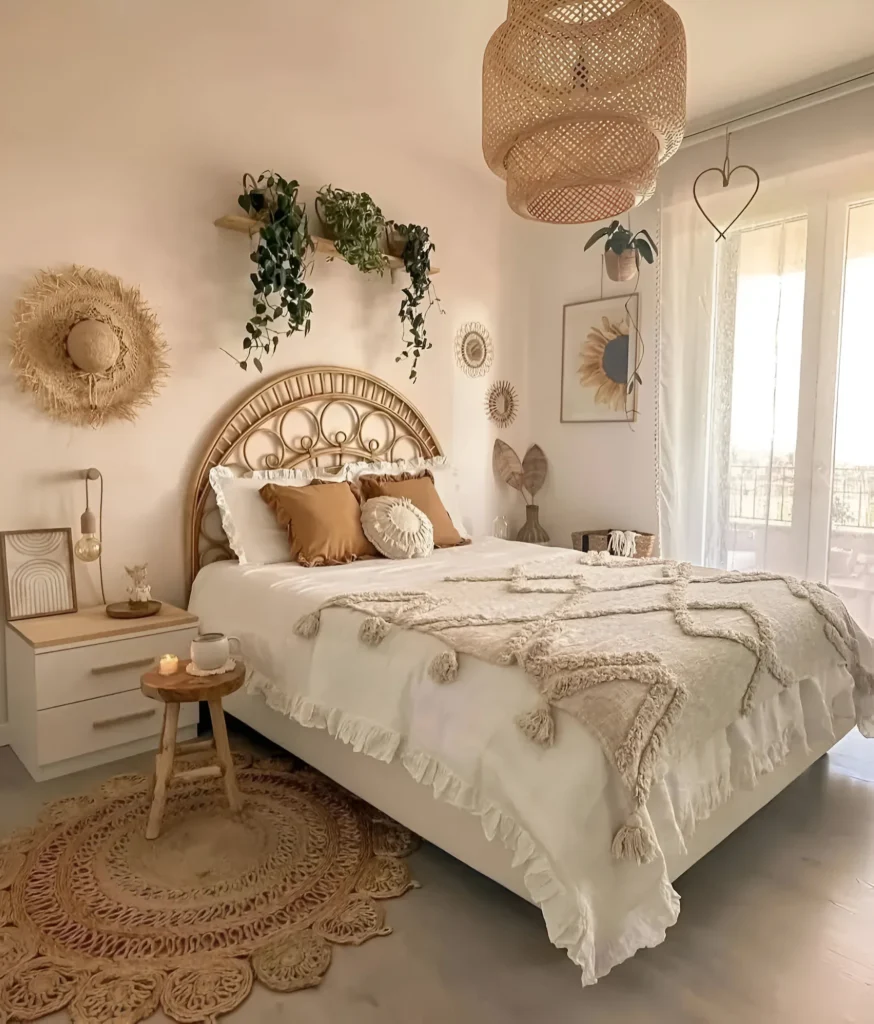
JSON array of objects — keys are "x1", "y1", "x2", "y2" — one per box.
[{"x1": 74, "y1": 467, "x2": 105, "y2": 604}]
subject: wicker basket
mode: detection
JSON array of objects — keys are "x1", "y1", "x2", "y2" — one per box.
[{"x1": 571, "y1": 529, "x2": 656, "y2": 559}]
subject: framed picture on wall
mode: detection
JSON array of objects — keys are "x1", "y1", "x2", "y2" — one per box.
[
  {"x1": 0, "y1": 528, "x2": 78, "y2": 621},
  {"x1": 561, "y1": 295, "x2": 640, "y2": 423}
]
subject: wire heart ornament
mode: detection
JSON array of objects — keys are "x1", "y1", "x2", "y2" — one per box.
[{"x1": 692, "y1": 134, "x2": 761, "y2": 242}]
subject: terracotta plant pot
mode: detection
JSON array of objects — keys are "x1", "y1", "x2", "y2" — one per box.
[
  {"x1": 604, "y1": 248, "x2": 639, "y2": 282},
  {"x1": 384, "y1": 226, "x2": 407, "y2": 259},
  {"x1": 517, "y1": 504, "x2": 550, "y2": 545}
]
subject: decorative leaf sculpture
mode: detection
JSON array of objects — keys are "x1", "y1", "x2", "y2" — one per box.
[
  {"x1": 493, "y1": 439, "x2": 548, "y2": 504},
  {"x1": 493, "y1": 439, "x2": 524, "y2": 493},
  {"x1": 522, "y1": 444, "x2": 548, "y2": 499}
]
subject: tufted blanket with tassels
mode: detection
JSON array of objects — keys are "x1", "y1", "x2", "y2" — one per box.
[{"x1": 294, "y1": 551, "x2": 874, "y2": 864}]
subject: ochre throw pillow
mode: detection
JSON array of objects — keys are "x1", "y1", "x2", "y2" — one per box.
[
  {"x1": 259, "y1": 481, "x2": 377, "y2": 566},
  {"x1": 357, "y1": 472, "x2": 468, "y2": 548}
]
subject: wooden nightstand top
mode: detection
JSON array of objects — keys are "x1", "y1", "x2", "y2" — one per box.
[{"x1": 8, "y1": 603, "x2": 198, "y2": 649}]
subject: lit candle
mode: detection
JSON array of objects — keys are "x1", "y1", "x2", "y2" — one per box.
[{"x1": 158, "y1": 654, "x2": 179, "y2": 676}]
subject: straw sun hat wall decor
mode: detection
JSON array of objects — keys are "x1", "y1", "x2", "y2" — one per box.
[
  {"x1": 483, "y1": 0, "x2": 687, "y2": 224},
  {"x1": 11, "y1": 265, "x2": 169, "y2": 427}
]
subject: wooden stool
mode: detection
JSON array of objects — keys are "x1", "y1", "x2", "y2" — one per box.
[{"x1": 140, "y1": 659, "x2": 246, "y2": 840}]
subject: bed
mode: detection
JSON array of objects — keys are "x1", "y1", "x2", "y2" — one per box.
[{"x1": 186, "y1": 366, "x2": 874, "y2": 986}]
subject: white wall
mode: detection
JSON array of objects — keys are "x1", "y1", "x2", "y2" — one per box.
[
  {"x1": 0, "y1": 0, "x2": 529, "y2": 723},
  {"x1": 522, "y1": 206, "x2": 660, "y2": 549}
]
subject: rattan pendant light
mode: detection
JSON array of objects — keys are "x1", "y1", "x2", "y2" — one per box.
[{"x1": 483, "y1": 0, "x2": 687, "y2": 224}]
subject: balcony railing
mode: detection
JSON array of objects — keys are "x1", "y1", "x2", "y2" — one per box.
[{"x1": 730, "y1": 463, "x2": 874, "y2": 529}]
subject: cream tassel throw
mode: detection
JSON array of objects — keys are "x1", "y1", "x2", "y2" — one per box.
[
  {"x1": 611, "y1": 811, "x2": 658, "y2": 865},
  {"x1": 429, "y1": 650, "x2": 459, "y2": 683},
  {"x1": 360, "y1": 616, "x2": 391, "y2": 646},
  {"x1": 292, "y1": 555, "x2": 872, "y2": 865}
]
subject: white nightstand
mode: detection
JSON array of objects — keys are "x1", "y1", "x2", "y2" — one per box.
[{"x1": 6, "y1": 604, "x2": 200, "y2": 781}]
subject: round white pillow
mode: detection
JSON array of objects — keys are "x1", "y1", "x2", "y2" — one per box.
[{"x1": 361, "y1": 496, "x2": 434, "y2": 559}]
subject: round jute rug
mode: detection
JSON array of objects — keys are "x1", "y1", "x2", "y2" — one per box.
[{"x1": 0, "y1": 755, "x2": 419, "y2": 1023}]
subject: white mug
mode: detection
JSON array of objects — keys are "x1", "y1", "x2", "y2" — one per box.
[{"x1": 190, "y1": 632, "x2": 241, "y2": 672}]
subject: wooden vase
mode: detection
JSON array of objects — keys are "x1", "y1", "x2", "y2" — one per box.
[
  {"x1": 605, "y1": 248, "x2": 639, "y2": 282},
  {"x1": 517, "y1": 505, "x2": 550, "y2": 545}
]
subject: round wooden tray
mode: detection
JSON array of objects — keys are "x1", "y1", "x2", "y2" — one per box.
[{"x1": 106, "y1": 600, "x2": 162, "y2": 619}]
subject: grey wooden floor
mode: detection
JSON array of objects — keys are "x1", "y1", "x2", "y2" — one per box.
[{"x1": 1, "y1": 728, "x2": 872, "y2": 1023}]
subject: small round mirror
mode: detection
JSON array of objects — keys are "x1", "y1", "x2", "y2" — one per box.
[
  {"x1": 485, "y1": 380, "x2": 518, "y2": 428},
  {"x1": 455, "y1": 322, "x2": 494, "y2": 377}
]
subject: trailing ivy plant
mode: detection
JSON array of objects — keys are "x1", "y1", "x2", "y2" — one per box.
[
  {"x1": 315, "y1": 186, "x2": 388, "y2": 275},
  {"x1": 226, "y1": 171, "x2": 314, "y2": 372},
  {"x1": 391, "y1": 222, "x2": 443, "y2": 382}
]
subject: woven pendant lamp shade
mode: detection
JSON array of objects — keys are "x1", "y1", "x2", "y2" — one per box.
[{"x1": 483, "y1": 0, "x2": 687, "y2": 224}]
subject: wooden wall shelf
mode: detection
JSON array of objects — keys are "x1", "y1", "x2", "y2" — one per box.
[{"x1": 214, "y1": 215, "x2": 440, "y2": 275}]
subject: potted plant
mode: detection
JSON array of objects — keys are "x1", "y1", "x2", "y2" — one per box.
[
  {"x1": 389, "y1": 222, "x2": 443, "y2": 382},
  {"x1": 584, "y1": 221, "x2": 658, "y2": 282},
  {"x1": 315, "y1": 186, "x2": 388, "y2": 275},
  {"x1": 226, "y1": 171, "x2": 315, "y2": 372}
]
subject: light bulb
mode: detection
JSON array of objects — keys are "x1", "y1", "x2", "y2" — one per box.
[
  {"x1": 74, "y1": 533, "x2": 102, "y2": 562},
  {"x1": 75, "y1": 503, "x2": 102, "y2": 562}
]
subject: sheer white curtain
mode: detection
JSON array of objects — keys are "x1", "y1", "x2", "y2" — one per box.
[{"x1": 658, "y1": 90, "x2": 874, "y2": 581}]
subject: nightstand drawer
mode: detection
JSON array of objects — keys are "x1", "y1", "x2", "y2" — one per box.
[
  {"x1": 37, "y1": 689, "x2": 198, "y2": 766},
  {"x1": 35, "y1": 629, "x2": 197, "y2": 710}
]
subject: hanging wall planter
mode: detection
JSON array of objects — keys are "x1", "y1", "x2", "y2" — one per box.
[
  {"x1": 389, "y1": 222, "x2": 442, "y2": 383},
  {"x1": 315, "y1": 186, "x2": 388, "y2": 275},
  {"x1": 230, "y1": 171, "x2": 315, "y2": 372}
]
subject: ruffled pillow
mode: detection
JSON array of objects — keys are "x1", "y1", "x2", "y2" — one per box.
[{"x1": 361, "y1": 497, "x2": 434, "y2": 559}]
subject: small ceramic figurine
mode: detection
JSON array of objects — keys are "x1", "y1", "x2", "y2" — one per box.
[{"x1": 125, "y1": 564, "x2": 152, "y2": 609}]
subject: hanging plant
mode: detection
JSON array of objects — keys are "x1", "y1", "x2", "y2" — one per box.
[
  {"x1": 227, "y1": 171, "x2": 314, "y2": 372},
  {"x1": 389, "y1": 222, "x2": 443, "y2": 382},
  {"x1": 315, "y1": 186, "x2": 388, "y2": 275},
  {"x1": 584, "y1": 222, "x2": 658, "y2": 283}
]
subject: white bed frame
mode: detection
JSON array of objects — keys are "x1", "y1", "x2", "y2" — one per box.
[
  {"x1": 223, "y1": 687, "x2": 852, "y2": 893},
  {"x1": 188, "y1": 365, "x2": 853, "y2": 899}
]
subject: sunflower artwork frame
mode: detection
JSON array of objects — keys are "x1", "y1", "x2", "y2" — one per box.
[{"x1": 561, "y1": 295, "x2": 640, "y2": 423}]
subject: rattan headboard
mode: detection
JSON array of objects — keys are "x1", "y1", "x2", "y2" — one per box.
[{"x1": 187, "y1": 366, "x2": 442, "y2": 589}]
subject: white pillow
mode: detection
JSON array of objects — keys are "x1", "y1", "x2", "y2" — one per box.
[
  {"x1": 345, "y1": 457, "x2": 471, "y2": 540},
  {"x1": 209, "y1": 465, "x2": 347, "y2": 564},
  {"x1": 361, "y1": 497, "x2": 434, "y2": 559}
]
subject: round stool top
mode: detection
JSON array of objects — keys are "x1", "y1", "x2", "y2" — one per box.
[{"x1": 141, "y1": 659, "x2": 246, "y2": 703}]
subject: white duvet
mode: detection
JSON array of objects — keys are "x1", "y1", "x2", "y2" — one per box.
[{"x1": 189, "y1": 539, "x2": 870, "y2": 985}]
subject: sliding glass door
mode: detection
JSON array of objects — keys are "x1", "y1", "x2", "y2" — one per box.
[
  {"x1": 826, "y1": 200, "x2": 874, "y2": 633},
  {"x1": 711, "y1": 217, "x2": 808, "y2": 575},
  {"x1": 707, "y1": 194, "x2": 874, "y2": 634}
]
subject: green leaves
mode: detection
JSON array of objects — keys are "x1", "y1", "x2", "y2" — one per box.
[
  {"x1": 393, "y1": 222, "x2": 442, "y2": 382},
  {"x1": 633, "y1": 237, "x2": 654, "y2": 263},
  {"x1": 315, "y1": 186, "x2": 388, "y2": 275},
  {"x1": 235, "y1": 170, "x2": 315, "y2": 372},
  {"x1": 584, "y1": 221, "x2": 659, "y2": 268},
  {"x1": 583, "y1": 224, "x2": 613, "y2": 251},
  {"x1": 232, "y1": 174, "x2": 443, "y2": 381}
]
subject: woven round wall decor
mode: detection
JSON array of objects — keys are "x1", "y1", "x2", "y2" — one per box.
[
  {"x1": 482, "y1": 0, "x2": 687, "y2": 224},
  {"x1": 485, "y1": 380, "x2": 518, "y2": 428},
  {"x1": 455, "y1": 323, "x2": 494, "y2": 377},
  {"x1": 11, "y1": 265, "x2": 169, "y2": 428}
]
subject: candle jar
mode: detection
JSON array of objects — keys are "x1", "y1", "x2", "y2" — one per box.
[{"x1": 158, "y1": 654, "x2": 179, "y2": 676}]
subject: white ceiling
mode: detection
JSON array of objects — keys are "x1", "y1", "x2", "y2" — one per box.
[
  {"x1": 676, "y1": 0, "x2": 874, "y2": 131},
  {"x1": 329, "y1": 0, "x2": 874, "y2": 174}
]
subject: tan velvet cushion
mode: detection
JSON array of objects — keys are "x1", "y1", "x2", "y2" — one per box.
[
  {"x1": 357, "y1": 472, "x2": 468, "y2": 548},
  {"x1": 259, "y1": 481, "x2": 377, "y2": 566}
]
